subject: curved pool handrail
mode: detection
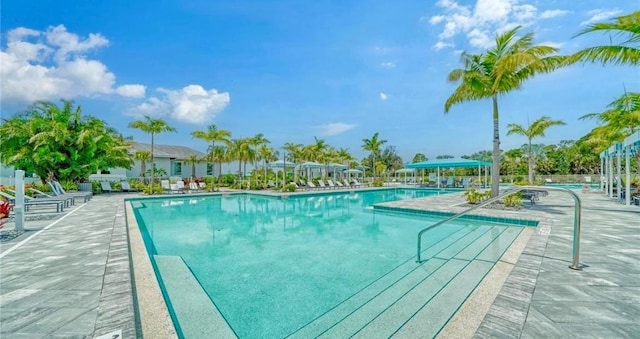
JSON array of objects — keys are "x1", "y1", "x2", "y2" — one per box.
[{"x1": 416, "y1": 185, "x2": 582, "y2": 270}]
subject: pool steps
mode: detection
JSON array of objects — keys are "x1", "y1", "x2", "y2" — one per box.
[{"x1": 288, "y1": 224, "x2": 524, "y2": 338}]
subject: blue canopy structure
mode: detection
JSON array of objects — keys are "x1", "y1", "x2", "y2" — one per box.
[
  {"x1": 405, "y1": 158, "x2": 492, "y2": 189},
  {"x1": 600, "y1": 131, "x2": 640, "y2": 206},
  {"x1": 405, "y1": 158, "x2": 491, "y2": 169}
]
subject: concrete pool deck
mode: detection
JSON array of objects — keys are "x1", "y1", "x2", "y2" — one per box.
[{"x1": 0, "y1": 188, "x2": 638, "y2": 338}]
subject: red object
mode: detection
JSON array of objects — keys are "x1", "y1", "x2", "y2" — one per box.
[{"x1": 0, "y1": 200, "x2": 12, "y2": 228}]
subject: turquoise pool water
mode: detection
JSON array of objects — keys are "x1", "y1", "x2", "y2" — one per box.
[{"x1": 132, "y1": 188, "x2": 527, "y2": 338}]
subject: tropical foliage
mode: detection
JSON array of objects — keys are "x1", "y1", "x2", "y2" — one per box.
[
  {"x1": 570, "y1": 11, "x2": 640, "y2": 66},
  {"x1": 191, "y1": 124, "x2": 231, "y2": 191},
  {"x1": 445, "y1": 26, "x2": 564, "y2": 196},
  {"x1": 506, "y1": 116, "x2": 566, "y2": 183},
  {"x1": 129, "y1": 115, "x2": 176, "y2": 185},
  {"x1": 0, "y1": 100, "x2": 133, "y2": 182},
  {"x1": 362, "y1": 132, "x2": 387, "y2": 177}
]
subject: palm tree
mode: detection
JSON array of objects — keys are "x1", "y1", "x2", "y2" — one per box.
[
  {"x1": 258, "y1": 145, "x2": 277, "y2": 186},
  {"x1": 283, "y1": 142, "x2": 303, "y2": 183},
  {"x1": 129, "y1": 116, "x2": 176, "y2": 188},
  {"x1": 250, "y1": 133, "x2": 270, "y2": 188},
  {"x1": 570, "y1": 11, "x2": 640, "y2": 66},
  {"x1": 133, "y1": 150, "x2": 151, "y2": 179},
  {"x1": 362, "y1": 132, "x2": 387, "y2": 177},
  {"x1": 444, "y1": 26, "x2": 563, "y2": 197},
  {"x1": 191, "y1": 124, "x2": 231, "y2": 191},
  {"x1": 184, "y1": 154, "x2": 201, "y2": 180},
  {"x1": 507, "y1": 116, "x2": 566, "y2": 183}
]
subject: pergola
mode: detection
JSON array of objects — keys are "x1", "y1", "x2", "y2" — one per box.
[
  {"x1": 600, "y1": 131, "x2": 640, "y2": 206},
  {"x1": 406, "y1": 158, "x2": 492, "y2": 189}
]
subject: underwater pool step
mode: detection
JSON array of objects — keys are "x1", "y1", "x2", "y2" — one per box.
[
  {"x1": 390, "y1": 260, "x2": 494, "y2": 337},
  {"x1": 153, "y1": 255, "x2": 236, "y2": 339},
  {"x1": 319, "y1": 258, "x2": 468, "y2": 338},
  {"x1": 290, "y1": 225, "x2": 523, "y2": 338},
  {"x1": 287, "y1": 226, "x2": 475, "y2": 339}
]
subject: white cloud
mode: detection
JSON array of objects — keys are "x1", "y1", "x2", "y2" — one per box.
[
  {"x1": 433, "y1": 41, "x2": 455, "y2": 50},
  {"x1": 0, "y1": 25, "x2": 145, "y2": 106},
  {"x1": 581, "y1": 9, "x2": 622, "y2": 26},
  {"x1": 428, "y1": 0, "x2": 571, "y2": 52},
  {"x1": 467, "y1": 28, "x2": 493, "y2": 48},
  {"x1": 429, "y1": 15, "x2": 446, "y2": 25},
  {"x1": 129, "y1": 85, "x2": 230, "y2": 124},
  {"x1": 116, "y1": 84, "x2": 146, "y2": 98},
  {"x1": 538, "y1": 40, "x2": 564, "y2": 49},
  {"x1": 315, "y1": 123, "x2": 357, "y2": 136},
  {"x1": 380, "y1": 92, "x2": 388, "y2": 101},
  {"x1": 380, "y1": 62, "x2": 396, "y2": 68},
  {"x1": 540, "y1": 9, "x2": 570, "y2": 19}
]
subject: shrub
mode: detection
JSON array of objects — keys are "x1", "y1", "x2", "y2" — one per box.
[
  {"x1": 60, "y1": 180, "x2": 78, "y2": 191},
  {"x1": 503, "y1": 192, "x2": 523, "y2": 207},
  {"x1": 464, "y1": 189, "x2": 491, "y2": 204},
  {"x1": 91, "y1": 181, "x2": 102, "y2": 194},
  {"x1": 372, "y1": 179, "x2": 384, "y2": 187},
  {"x1": 142, "y1": 184, "x2": 164, "y2": 195},
  {"x1": 282, "y1": 183, "x2": 297, "y2": 192}
]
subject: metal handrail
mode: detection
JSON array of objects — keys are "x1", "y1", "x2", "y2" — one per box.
[{"x1": 416, "y1": 185, "x2": 582, "y2": 270}]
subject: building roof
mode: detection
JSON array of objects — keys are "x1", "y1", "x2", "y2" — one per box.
[{"x1": 130, "y1": 142, "x2": 206, "y2": 159}]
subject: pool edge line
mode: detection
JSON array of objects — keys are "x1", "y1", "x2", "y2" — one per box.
[{"x1": 125, "y1": 201, "x2": 178, "y2": 339}]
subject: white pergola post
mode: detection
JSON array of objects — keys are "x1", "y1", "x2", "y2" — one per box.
[
  {"x1": 625, "y1": 145, "x2": 631, "y2": 206},
  {"x1": 437, "y1": 167, "x2": 441, "y2": 189},
  {"x1": 608, "y1": 152, "x2": 614, "y2": 198},
  {"x1": 616, "y1": 145, "x2": 622, "y2": 200},
  {"x1": 14, "y1": 170, "x2": 25, "y2": 231},
  {"x1": 600, "y1": 156, "x2": 604, "y2": 191}
]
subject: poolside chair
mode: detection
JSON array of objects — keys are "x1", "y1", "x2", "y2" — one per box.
[
  {"x1": 101, "y1": 181, "x2": 113, "y2": 193},
  {"x1": 0, "y1": 191, "x2": 65, "y2": 213},
  {"x1": 198, "y1": 182, "x2": 207, "y2": 190},
  {"x1": 445, "y1": 178, "x2": 454, "y2": 188},
  {"x1": 121, "y1": 181, "x2": 138, "y2": 192},
  {"x1": 584, "y1": 176, "x2": 592, "y2": 184},
  {"x1": 161, "y1": 180, "x2": 171, "y2": 193},
  {"x1": 49, "y1": 181, "x2": 93, "y2": 202},
  {"x1": 334, "y1": 180, "x2": 345, "y2": 188},
  {"x1": 461, "y1": 177, "x2": 471, "y2": 188},
  {"x1": 176, "y1": 180, "x2": 187, "y2": 193},
  {"x1": 545, "y1": 178, "x2": 553, "y2": 184},
  {"x1": 306, "y1": 181, "x2": 318, "y2": 190},
  {"x1": 189, "y1": 182, "x2": 200, "y2": 193},
  {"x1": 8, "y1": 188, "x2": 73, "y2": 208},
  {"x1": 317, "y1": 180, "x2": 328, "y2": 190}
]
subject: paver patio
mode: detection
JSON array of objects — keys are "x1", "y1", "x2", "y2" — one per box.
[{"x1": 0, "y1": 188, "x2": 637, "y2": 338}]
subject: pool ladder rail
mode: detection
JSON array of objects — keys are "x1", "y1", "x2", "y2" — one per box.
[{"x1": 416, "y1": 185, "x2": 582, "y2": 270}]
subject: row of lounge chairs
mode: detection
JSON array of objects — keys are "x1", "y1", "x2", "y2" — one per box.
[
  {"x1": 0, "y1": 181, "x2": 92, "y2": 214},
  {"x1": 290, "y1": 179, "x2": 369, "y2": 191}
]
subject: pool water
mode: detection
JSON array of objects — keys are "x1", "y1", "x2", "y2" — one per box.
[{"x1": 132, "y1": 189, "x2": 527, "y2": 338}]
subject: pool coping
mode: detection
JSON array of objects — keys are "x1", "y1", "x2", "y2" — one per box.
[
  {"x1": 125, "y1": 201, "x2": 179, "y2": 338},
  {"x1": 124, "y1": 189, "x2": 540, "y2": 338}
]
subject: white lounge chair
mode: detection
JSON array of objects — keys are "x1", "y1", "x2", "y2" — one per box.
[{"x1": 317, "y1": 180, "x2": 328, "y2": 190}]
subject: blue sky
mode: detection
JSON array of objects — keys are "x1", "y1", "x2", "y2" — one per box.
[{"x1": 1, "y1": 0, "x2": 638, "y2": 164}]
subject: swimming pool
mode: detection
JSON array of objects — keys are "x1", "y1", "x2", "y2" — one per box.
[{"x1": 131, "y1": 188, "x2": 533, "y2": 338}]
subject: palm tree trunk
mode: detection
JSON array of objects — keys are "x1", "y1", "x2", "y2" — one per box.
[
  {"x1": 528, "y1": 140, "x2": 534, "y2": 184},
  {"x1": 150, "y1": 133, "x2": 155, "y2": 189},
  {"x1": 491, "y1": 95, "x2": 500, "y2": 197}
]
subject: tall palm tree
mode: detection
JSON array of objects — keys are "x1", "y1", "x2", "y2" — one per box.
[
  {"x1": 444, "y1": 26, "x2": 563, "y2": 197},
  {"x1": 362, "y1": 132, "x2": 387, "y2": 177},
  {"x1": 507, "y1": 116, "x2": 566, "y2": 183},
  {"x1": 133, "y1": 150, "x2": 151, "y2": 179},
  {"x1": 258, "y1": 145, "x2": 277, "y2": 186},
  {"x1": 250, "y1": 133, "x2": 269, "y2": 188},
  {"x1": 129, "y1": 116, "x2": 176, "y2": 188},
  {"x1": 570, "y1": 11, "x2": 640, "y2": 66},
  {"x1": 283, "y1": 142, "x2": 303, "y2": 183},
  {"x1": 184, "y1": 154, "x2": 201, "y2": 180},
  {"x1": 191, "y1": 124, "x2": 231, "y2": 191}
]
